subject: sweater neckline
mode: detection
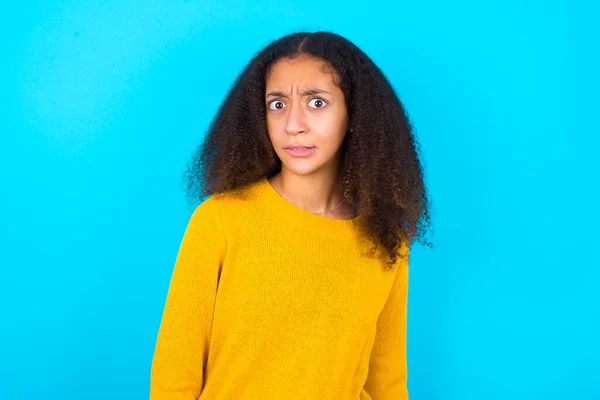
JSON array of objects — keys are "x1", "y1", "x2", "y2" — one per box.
[{"x1": 255, "y1": 176, "x2": 365, "y2": 238}]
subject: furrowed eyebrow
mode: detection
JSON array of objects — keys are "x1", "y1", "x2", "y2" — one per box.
[
  {"x1": 302, "y1": 88, "x2": 330, "y2": 96},
  {"x1": 266, "y1": 88, "x2": 331, "y2": 98}
]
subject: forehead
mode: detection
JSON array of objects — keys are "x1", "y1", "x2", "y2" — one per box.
[{"x1": 265, "y1": 55, "x2": 339, "y2": 88}]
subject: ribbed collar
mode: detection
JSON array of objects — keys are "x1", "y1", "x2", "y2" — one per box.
[{"x1": 251, "y1": 176, "x2": 365, "y2": 239}]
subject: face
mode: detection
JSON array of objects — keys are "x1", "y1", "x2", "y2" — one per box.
[{"x1": 265, "y1": 54, "x2": 349, "y2": 178}]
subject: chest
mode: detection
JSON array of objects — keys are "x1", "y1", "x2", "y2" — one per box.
[{"x1": 213, "y1": 229, "x2": 394, "y2": 338}]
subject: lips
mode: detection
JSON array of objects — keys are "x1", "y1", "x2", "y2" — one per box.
[{"x1": 285, "y1": 147, "x2": 316, "y2": 157}]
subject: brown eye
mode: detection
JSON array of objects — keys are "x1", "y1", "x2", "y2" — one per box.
[
  {"x1": 268, "y1": 100, "x2": 286, "y2": 110},
  {"x1": 308, "y1": 98, "x2": 327, "y2": 109}
]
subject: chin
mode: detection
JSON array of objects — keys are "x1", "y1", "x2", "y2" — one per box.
[{"x1": 280, "y1": 162, "x2": 324, "y2": 177}]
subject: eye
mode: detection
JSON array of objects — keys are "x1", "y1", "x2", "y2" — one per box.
[
  {"x1": 268, "y1": 100, "x2": 286, "y2": 111},
  {"x1": 308, "y1": 97, "x2": 327, "y2": 109}
]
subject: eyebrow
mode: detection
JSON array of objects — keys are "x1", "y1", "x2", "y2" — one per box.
[{"x1": 266, "y1": 88, "x2": 331, "y2": 98}]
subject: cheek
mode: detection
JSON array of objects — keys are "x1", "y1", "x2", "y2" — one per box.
[
  {"x1": 266, "y1": 116, "x2": 282, "y2": 135},
  {"x1": 320, "y1": 114, "x2": 348, "y2": 142},
  {"x1": 265, "y1": 120, "x2": 278, "y2": 142}
]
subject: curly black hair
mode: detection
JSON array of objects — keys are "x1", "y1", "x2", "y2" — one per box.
[{"x1": 183, "y1": 31, "x2": 433, "y2": 268}]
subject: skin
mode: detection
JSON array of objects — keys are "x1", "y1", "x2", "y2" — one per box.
[{"x1": 265, "y1": 54, "x2": 355, "y2": 220}]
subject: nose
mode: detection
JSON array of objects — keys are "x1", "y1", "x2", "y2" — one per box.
[{"x1": 284, "y1": 102, "x2": 307, "y2": 135}]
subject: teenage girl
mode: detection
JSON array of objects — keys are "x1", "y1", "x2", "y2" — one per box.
[{"x1": 150, "y1": 31, "x2": 432, "y2": 400}]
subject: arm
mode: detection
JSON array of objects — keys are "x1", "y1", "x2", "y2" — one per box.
[
  {"x1": 363, "y1": 246, "x2": 410, "y2": 399},
  {"x1": 150, "y1": 197, "x2": 226, "y2": 400}
]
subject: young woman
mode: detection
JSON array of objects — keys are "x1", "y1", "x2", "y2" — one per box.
[{"x1": 150, "y1": 31, "x2": 431, "y2": 400}]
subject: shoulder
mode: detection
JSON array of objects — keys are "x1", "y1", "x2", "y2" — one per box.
[
  {"x1": 205, "y1": 180, "x2": 264, "y2": 212},
  {"x1": 184, "y1": 196, "x2": 226, "y2": 242},
  {"x1": 190, "y1": 179, "x2": 264, "y2": 228}
]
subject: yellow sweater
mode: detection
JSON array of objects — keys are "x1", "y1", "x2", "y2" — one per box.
[{"x1": 150, "y1": 177, "x2": 410, "y2": 400}]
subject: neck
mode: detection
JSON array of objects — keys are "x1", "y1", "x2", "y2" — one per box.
[{"x1": 270, "y1": 170, "x2": 345, "y2": 215}]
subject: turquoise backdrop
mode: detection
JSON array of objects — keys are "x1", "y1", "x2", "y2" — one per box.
[{"x1": 1, "y1": 1, "x2": 598, "y2": 399}]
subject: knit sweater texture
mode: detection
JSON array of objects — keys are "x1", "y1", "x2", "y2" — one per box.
[{"x1": 150, "y1": 177, "x2": 410, "y2": 399}]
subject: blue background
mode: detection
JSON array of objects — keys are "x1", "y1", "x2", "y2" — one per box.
[{"x1": 1, "y1": 1, "x2": 598, "y2": 399}]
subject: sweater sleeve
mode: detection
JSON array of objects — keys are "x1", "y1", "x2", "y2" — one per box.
[
  {"x1": 150, "y1": 197, "x2": 226, "y2": 400},
  {"x1": 363, "y1": 247, "x2": 410, "y2": 400}
]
